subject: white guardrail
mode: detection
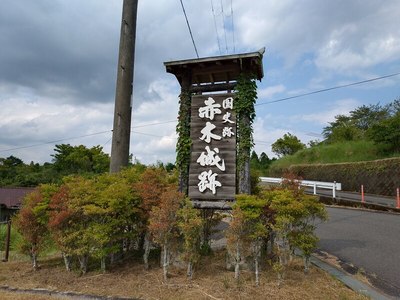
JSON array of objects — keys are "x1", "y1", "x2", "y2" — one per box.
[{"x1": 259, "y1": 177, "x2": 342, "y2": 198}]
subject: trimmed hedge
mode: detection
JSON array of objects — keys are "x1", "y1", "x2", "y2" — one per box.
[{"x1": 269, "y1": 157, "x2": 400, "y2": 196}]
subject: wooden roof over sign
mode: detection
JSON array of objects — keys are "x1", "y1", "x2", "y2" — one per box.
[{"x1": 164, "y1": 48, "x2": 265, "y2": 87}]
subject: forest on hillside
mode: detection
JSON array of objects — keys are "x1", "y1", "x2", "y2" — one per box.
[{"x1": 252, "y1": 98, "x2": 400, "y2": 175}]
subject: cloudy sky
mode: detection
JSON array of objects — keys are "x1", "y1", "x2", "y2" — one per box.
[{"x1": 0, "y1": 0, "x2": 399, "y2": 164}]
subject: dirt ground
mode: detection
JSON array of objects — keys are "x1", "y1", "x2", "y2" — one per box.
[{"x1": 0, "y1": 250, "x2": 368, "y2": 300}]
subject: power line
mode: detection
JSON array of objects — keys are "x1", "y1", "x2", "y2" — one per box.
[
  {"x1": 131, "y1": 131, "x2": 176, "y2": 140},
  {"x1": 220, "y1": 0, "x2": 228, "y2": 54},
  {"x1": 253, "y1": 131, "x2": 323, "y2": 147},
  {"x1": 0, "y1": 131, "x2": 112, "y2": 153},
  {"x1": 0, "y1": 120, "x2": 178, "y2": 154},
  {"x1": 211, "y1": 0, "x2": 222, "y2": 55},
  {"x1": 230, "y1": 0, "x2": 235, "y2": 53},
  {"x1": 254, "y1": 140, "x2": 272, "y2": 145},
  {"x1": 131, "y1": 120, "x2": 176, "y2": 129},
  {"x1": 179, "y1": 0, "x2": 199, "y2": 58},
  {"x1": 102, "y1": 137, "x2": 113, "y2": 147},
  {"x1": 256, "y1": 72, "x2": 400, "y2": 106}
]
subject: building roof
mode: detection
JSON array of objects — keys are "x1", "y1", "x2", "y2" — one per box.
[
  {"x1": 0, "y1": 187, "x2": 35, "y2": 209},
  {"x1": 164, "y1": 48, "x2": 265, "y2": 86}
]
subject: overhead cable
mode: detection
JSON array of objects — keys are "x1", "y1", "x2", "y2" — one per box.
[
  {"x1": 211, "y1": 0, "x2": 222, "y2": 55},
  {"x1": 256, "y1": 72, "x2": 400, "y2": 106},
  {"x1": 179, "y1": 0, "x2": 199, "y2": 58},
  {"x1": 230, "y1": 0, "x2": 235, "y2": 53},
  {"x1": 0, "y1": 120, "x2": 177, "y2": 153},
  {"x1": 0, "y1": 131, "x2": 112, "y2": 153},
  {"x1": 220, "y1": 0, "x2": 229, "y2": 54}
]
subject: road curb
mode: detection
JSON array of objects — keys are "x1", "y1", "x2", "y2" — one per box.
[
  {"x1": 318, "y1": 195, "x2": 400, "y2": 214},
  {"x1": 310, "y1": 255, "x2": 394, "y2": 300},
  {"x1": 324, "y1": 203, "x2": 400, "y2": 216}
]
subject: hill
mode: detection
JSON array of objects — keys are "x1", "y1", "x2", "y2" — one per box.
[{"x1": 268, "y1": 140, "x2": 399, "y2": 175}]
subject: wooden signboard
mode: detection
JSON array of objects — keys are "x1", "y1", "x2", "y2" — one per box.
[{"x1": 188, "y1": 94, "x2": 236, "y2": 202}]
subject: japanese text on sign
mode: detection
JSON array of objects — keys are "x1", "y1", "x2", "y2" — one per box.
[{"x1": 197, "y1": 97, "x2": 235, "y2": 195}]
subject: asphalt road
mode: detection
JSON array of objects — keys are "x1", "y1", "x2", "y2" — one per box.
[{"x1": 316, "y1": 207, "x2": 400, "y2": 298}]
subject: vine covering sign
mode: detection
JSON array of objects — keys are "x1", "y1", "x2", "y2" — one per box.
[{"x1": 188, "y1": 94, "x2": 236, "y2": 201}]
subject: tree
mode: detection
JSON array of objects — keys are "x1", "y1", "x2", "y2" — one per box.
[
  {"x1": 13, "y1": 184, "x2": 58, "y2": 269},
  {"x1": 225, "y1": 206, "x2": 249, "y2": 281},
  {"x1": 49, "y1": 173, "x2": 141, "y2": 274},
  {"x1": 250, "y1": 151, "x2": 272, "y2": 177},
  {"x1": 148, "y1": 187, "x2": 184, "y2": 281},
  {"x1": 391, "y1": 98, "x2": 400, "y2": 114},
  {"x1": 350, "y1": 103, "x2": 390, "y2": 132},
  {"x1": 322, "y1": 102, "x2": 393, "y2": 143},
  {"x1": 164, "y1": 162, "x2": 175, "y2": 173},
  {"x1": 91, "y1": 172, "x2": 141, "y2": 271},
  {"x1": 250, "y1": 151, "x2": 260, "y2": 170},
  {"x1": 0, "y1": 157, "x2": 61, "y2": 187},
  {"x1": 259, "y1": 152, "x2": 271, "y2": 170},
  {"x1": 177, "y1": 198, "x2": 203, "y2": 279},
  {"x1": 134, "y1": 167, "x2": 168, "y2": 269},
  {"x1": 52, "y1": 144, "x2": 110, "y2": 175},
  {"x1": 307, "y1": 140, "x2": 320, "y2": 148},
  {"x1": 265, "y1": 177, "x2": 327, "y2": 279},
  {"x1": 0, "y1": 156, "x2": 25, "y2": 186},
  {"x1": 232, "y1": 194, "x2": 270, "y2": 285},
  {"x1": 322, "y1": 115, "x2": 361, "y2": 143},
  {"x1": 225, "y1": 183, "x2": 324, "y2": 285},
  {"x1": 322, "y1": 98, "x2": 400, "y2": 153},
  {"x1": 271, "y1": 133, "x2": 305, "y2": 157},
  {"x1": 57, "y1": 176, "x2": 97, "y2": 273},
  {"x1": 48, "y1": 185, "x2": 75, "y2": 271},
  {"x1": 1, "y1": 155, "x2": 23, "y2": 167},
  {"x1": 368, "y1": 112, "x2": 400, "y2": 153}
]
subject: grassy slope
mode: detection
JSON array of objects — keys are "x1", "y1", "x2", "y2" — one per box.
[{"x1": 268, "y1": 140, "x2": 399, "y2": 174}]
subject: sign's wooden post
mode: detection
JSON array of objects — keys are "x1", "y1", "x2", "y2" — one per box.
[
  {"x1": 178, "y1": 71, "x2": 192, "y2": 194},
  {"x1": 238, "y1": 113, "x2": 251, "y2": 194},
  {"x1": 164, "y1": 49, "x2": 264, "y2": 209}
]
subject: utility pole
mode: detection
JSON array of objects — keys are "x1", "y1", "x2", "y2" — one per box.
[
  {"x1": 110, "y1": 0, "x2": 138, "y2": 173},
  {"x1": 2, "y1": 219, "x2": 11, "y2": 262}
]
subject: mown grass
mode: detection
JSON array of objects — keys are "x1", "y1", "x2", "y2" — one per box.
[{"x1": 268, "y1": 140, "x2": 400, "y2": 175}]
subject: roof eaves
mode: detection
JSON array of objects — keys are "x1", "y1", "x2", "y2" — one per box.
[{"x1": 164, "y1": 47, "x2": 265, "y2": 68}]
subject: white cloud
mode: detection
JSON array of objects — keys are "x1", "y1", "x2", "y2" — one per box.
[
  {"x1": 300, "y1": 98, "x2": 360, "y2": 124},
  {"x1": 258, "y1": 84, "x2": 286, "y2": 100},
  {"x1": 0, "y1": 95, "x2": 114, "y2": 163},
  {"x1": 234, "y1": 0, "x2": 400, "y2": 73},
  {"x1": 131, "y1": 131, "x2": 177, "y2": 165},
  {"x1": 316, "y1": 35, "x2": 400, "y2": 72},
  {"x1": 130, "y1": 79, "x2": 179, "y2": 164},
  {"x1": 253, "y1": 117, "x2": 294, "y2": 158}
]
